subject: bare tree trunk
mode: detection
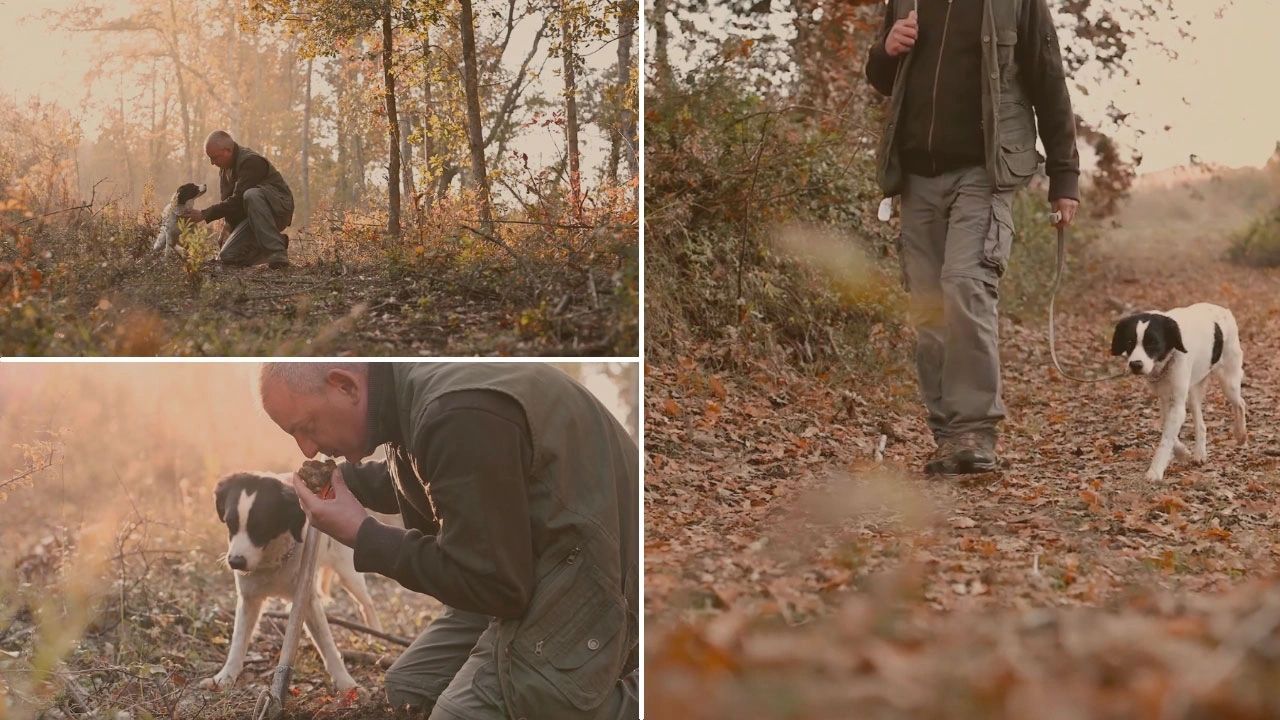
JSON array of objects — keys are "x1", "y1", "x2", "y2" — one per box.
[
  {"x1": 459, "y1": 0, "x2": 494, "y2": 233},
  {"x1": 617, "y1": 0, "x2": 637, "y2": 180},
  {"x1": 382, "y1": 0, "x2": 402, "y2": 239},
  {"x1": 561, "y1": 0, "x2": 582, "y2": 219},
  {"x1": 652, "y1": 0, "x2": 672, "y2": 88},
  {"x1": 165, "y1": 0, "x2": 192, "y2": 179},
  {"x1": 420, "y1": 36, "x2": 435, "y2": 212},
  {"x1": 301, "y1": 56, "x2": 313, "y2": 224},
  {"x1": 399, "y1": 114, "x2": 416, "y2": 216},
  {"x1": 334, "y1": 58, "x2": 350, "y2": 206}
]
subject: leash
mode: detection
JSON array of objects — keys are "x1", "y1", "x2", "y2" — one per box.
[
  {"x1": 1046, "y1": 210, "x2": 1126, "y2": 384},
  {"x1": 253, "y1": 484, "x2": 334, "y2": 720}
]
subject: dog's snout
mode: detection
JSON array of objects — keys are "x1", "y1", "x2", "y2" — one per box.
[
  {"x1": 1128, "y1": 360, "x2": 1144, "y2": 374},
  {"x1": 227, "y1": 555, "x2": 247, "y2": 571}
]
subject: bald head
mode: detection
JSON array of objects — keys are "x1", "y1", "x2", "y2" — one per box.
[
  {"x1": 204, "y1": 130, "x2": 236, "y2": 169},
  {"x1": 260, "y1": 362, "x2": 367, "y2": 395},
  {"x1": 259, "y1": 363, "x2": 371, "y2": 462}
]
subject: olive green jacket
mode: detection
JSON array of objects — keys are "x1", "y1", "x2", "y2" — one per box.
[
  {"x1": 867, "y1": 0, "x2": 1080, "y2": 200},
  {"x1": 345, "y1": 363, "x2": 638, "y2": 720}
]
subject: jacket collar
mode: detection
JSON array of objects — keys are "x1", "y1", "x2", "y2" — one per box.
[{"x1": 364, "y1": 362, "x2": 399, "y2": 452}]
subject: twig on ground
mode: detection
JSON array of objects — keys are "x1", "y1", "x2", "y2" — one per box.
[{"x1": 263, "y1": 612, "x2": 412, "y2": 647}]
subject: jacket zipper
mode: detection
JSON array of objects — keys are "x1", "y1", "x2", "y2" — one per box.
[{"x1": 927, "y1": 0, "x2": 955, "y2": 176}]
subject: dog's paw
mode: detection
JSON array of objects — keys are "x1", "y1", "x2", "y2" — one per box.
[
  {"x1": 200, "y1": 671, "x2": 238, "y2": 690},
  {"x1": 1144, "y1": 468, "x2": 1165, "y2": 482},
  {"x1": 333, "y1": 673, "x2": 359, "y2": 692},
  {"x1": 1192, "y1": 449, "x2": 1208, "y2": 464},
  {"x1": 1172, "y1": 442, "x2": 1191, "y2": 460}
]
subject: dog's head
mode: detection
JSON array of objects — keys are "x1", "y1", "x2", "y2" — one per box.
[
  {"x1": 213, "y1": 472, "x2": 306, "y2": 572},
  {"x1": 1111, "y1": 312, "x2": 1187, "y2": 376},
  {"x1": 175, "y1": 183, "x2": 207, "y2": 205}
]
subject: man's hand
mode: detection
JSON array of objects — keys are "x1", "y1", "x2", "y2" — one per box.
[
  {"x1": 1052, "y1": 197, "x2": 1080, "y2": 229},
  {"x1": 885, "y1": 10, "x2": 918, "y2": 57},
  {"x1": 292, "y1": 467, "x2": 369, "y2": 548},
  {"x1": 178, "y1": 207, "x2": 203, "y2": 222}
]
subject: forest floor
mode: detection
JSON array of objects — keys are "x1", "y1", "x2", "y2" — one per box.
[
  {"x1": 644, "y1": 187, "x2": 1280, "y2": 718},
  {"x1": 0, "y1": 218, "x2": 637, "y2": 357}
]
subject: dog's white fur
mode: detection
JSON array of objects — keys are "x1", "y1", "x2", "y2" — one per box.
[
  {"x1": 203, "y1": 473, "x2": 389, "y2": 692},
  {"x1": 152, "y1": 183, "x2": 206, "y2": 255},
  {"x1": 1121, "y1": 303, "x2": 1247, "y2": 481}
]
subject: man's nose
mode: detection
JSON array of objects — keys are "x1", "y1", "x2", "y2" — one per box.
[
  {"x1": 295, "y1": 437, "x2": 319, "y2": 459},
  {"x1": 1129, "y1": 360, "x2": 1144, "y2": 374}
]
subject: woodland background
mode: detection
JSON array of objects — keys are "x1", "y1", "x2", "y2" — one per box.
[{"x1": 0, "y1": 0, "x2": 638, "y2": 355}]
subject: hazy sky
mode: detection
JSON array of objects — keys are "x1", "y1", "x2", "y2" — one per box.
[
  {"x1": 655, "y1": 0, "x2": 1280, "y2": 175},
  {"x1": 0, "y1": 0, "x2": 620, "y2": 179}
]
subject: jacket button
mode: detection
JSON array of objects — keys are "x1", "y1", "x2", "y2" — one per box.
[
  {"x1": 989, "y1": 72, "x2": 997, "y2": 79},
  {"x1": 587, "y1": 638, "x2": 600, "y2": 651},
  {"x1": 983, "y1": 35, "x2": 990, "y2": 42}
]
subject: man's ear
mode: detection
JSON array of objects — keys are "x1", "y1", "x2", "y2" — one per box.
[
  {"x1": 214, "y1": 475, "x2": 232, "y2": 521},
  {"x1": 327, "y1": 368, "x2": 361, "y2": 403},
  {"x1": 280, "y1": 484, "x2": 307, "y2": 542},
  {"x1": 1111, "y1": 316, "x2": 1138, "y2": 356}
]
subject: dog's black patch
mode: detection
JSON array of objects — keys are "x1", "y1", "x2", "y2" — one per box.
[
  {"x1": 1212, "y1": 322, "x2": 1224, "y2": 365},
  {"x1": 1111, "y1": 312, "x2": 1186, "y2": 360},
  {"x1": 175, "y1": 182, "x2": 204, "y2": 204},
  {"x1": 213, "y1": 473, "x2": 307, "y2": 544}
]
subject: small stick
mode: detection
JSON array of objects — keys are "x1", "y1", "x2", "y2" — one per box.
[{"x1": 264, "y1": 612, "x2": 412, "y2": 648}]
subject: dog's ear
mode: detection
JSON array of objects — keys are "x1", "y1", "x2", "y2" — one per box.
[
  {"x1": 1111, "y1": 315, "x2": 1139, "y2": 356},
  {"x1": 1157, "y1": 315, "x2": 1188, "y2": 354},
  {"x1": 214, "y1": 475, "x2": 233, "y2": 521},
  {"x1": 280, "y1": 483, "x2": 308, "y2": 542}
]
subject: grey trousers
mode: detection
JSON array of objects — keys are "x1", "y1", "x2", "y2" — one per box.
[
  {"x1": 385, "y1": 605, "x2": 639, "y2": 719},
  {"x1": 898, "y1": 165, "x2": 1018, "y2": 442},
  {"x1": 218, "y1": 187, "x2": 290, "y2": 266}
]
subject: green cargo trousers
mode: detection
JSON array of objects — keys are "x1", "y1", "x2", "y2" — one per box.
[
  {"x1": 218, "y1": 186, "x2": 291, "y2": 267},
  {"x1": 898, "y1": 165, "x2": 1020, "y2": 443},
  {"x1": 385, "y1": 605, "x2": 640, "y2": 719}
]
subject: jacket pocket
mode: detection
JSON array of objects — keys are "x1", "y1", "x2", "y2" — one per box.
[
  {"x1": 996, "y1": 29, "x2": 1018, "y2": 69},
  {"x1": 981, "y1": 197, "x2": 1015, "y2": 277},
  {"x1": 513, "y1": 550, "x2": 629, "y2": 712}
]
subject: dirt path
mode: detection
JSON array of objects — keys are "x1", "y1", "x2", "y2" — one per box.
[{"x1": 646, "y1": 206, "x2": 1280, "y2": 622}]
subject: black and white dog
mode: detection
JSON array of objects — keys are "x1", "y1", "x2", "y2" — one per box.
[
  {"x1": 1111, "y1": 303, "x2": 1247, "y2": 481},
  {"x1": 202, "y1": 472, "x2": 384, "y2": 691},
  {"x1": 152, "y1": 182, "x2": 207, "y2": 255}
]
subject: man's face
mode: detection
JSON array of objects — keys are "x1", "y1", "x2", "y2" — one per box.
[
  {"x1": 261, "y1": 370, "x2": 369, "y2": 464},
  {"x1": 206, "y1": 144, "x2": 234, "y2": 170}
]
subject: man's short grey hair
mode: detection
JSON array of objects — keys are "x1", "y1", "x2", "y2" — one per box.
[
  {"x1": 205, "y1": 130, "x2": 235, "y2": 151},
  {"x1": 260, "y1": 362, "x2": 367, "y2": 394}
]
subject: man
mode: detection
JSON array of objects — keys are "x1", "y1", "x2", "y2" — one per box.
[
  {"x1": 258, "y1": 362, "x2": 639, "y2": 720},
  {"x1": 182, "y1": 130, "x2": 294, "y2": 269},
  {"x1": 865, "y1": 0, "x2": 1081, "y2": 475}
]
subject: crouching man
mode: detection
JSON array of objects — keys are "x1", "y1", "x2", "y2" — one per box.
[{"x1": 258, "y1": 362, "x2": 639, "y2": 719}]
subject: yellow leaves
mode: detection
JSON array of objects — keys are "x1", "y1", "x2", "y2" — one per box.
[{"x1": 662, "y1": 398, "x2": 682, "y2": 417}]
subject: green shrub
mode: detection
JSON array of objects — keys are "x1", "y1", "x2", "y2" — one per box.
[{"x1": 1227, "y1": 207, "x2": 1280, "y2": 267}]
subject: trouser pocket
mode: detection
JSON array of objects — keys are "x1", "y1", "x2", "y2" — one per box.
[{"x1": 981, "y1": 194, "x2": 1015, "y2": 278}]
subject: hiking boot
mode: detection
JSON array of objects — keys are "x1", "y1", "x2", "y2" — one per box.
[
  {"x1": 924, "y1": 438, "x2": 961, "y2": 476},
  {"x1": 266, "y1": 253, "x2": 291, "y2": 270},
  {"x1": 952, "y1": 433, "x2": 999, "y2": 474}
]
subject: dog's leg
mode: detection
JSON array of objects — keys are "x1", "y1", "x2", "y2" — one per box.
[
  {"x1": 1217, "y1": 359, "x2": 1248, "y2": 444},
  {"x1": 202, "y1": 592, "x2": 264, "y2": 689},
  {"x1": 301, "y1": 592, "x2": 359, "y2": 690},
  {"x1": 1160, "y1": 393, "x2": 1191, "y2": 460},
  {"x1": 333, "y1": 561, "x2": 384, "y2": 633},
  {"x1": 1189, "y1": 380, "x2": 1208, "y2": 464},
  {"x1": 1147, "y1": 385, "x2": 1187, "y2": 482}
]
